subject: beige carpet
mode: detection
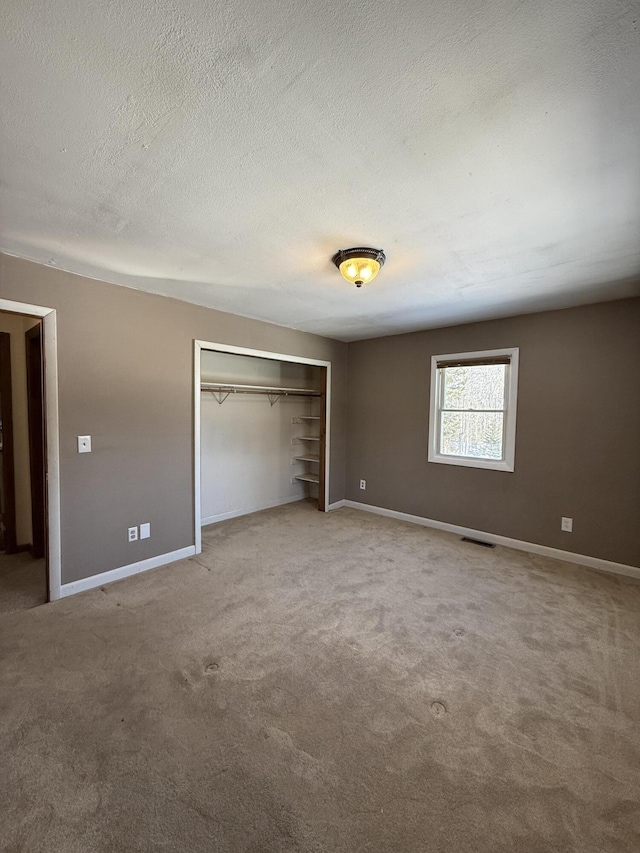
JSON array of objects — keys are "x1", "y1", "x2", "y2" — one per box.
[
  {"x1": 1, "y1": 501, "x2": 639, "y2": 852},
  {"x1": 0, "y1": 551, "x2": 46, "y2": 615}
]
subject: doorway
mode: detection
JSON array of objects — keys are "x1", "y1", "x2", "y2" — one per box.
[
  {"x1": 0, "y1": 299, "x2": 61, "y2": 605},
  {"x1": 26, "y1": 324, "x2": 45, "y2": 560},
  {"x1": 0, "y1": 313, "x2": 46, "y2": 612},
  {"x1": 0, "y1": 330, "x2": 17, "y2": 555}
]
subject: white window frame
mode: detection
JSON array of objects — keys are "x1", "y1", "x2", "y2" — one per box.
[{"x1": 428, "y1": 347, "x2": 519, "y2": 472}]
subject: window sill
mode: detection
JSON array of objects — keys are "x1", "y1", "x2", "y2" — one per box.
[{"x1": 428, "y1": 452, "x2": 514, "y2": 472}]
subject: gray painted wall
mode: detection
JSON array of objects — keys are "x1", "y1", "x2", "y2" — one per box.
[
  {"x1": 2, "y1": 252, "x2": 637, "y2": 584},
  {"x1": 346, "y1": 298, "x2": 640, "y2": 568},
  {"x1": 0, "y1": 254, "x2": 347, "y2": 584}
]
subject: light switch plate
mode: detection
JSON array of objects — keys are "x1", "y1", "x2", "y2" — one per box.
[
  {"x1": 139, "y1": 522, "x2": 150, "y2": 540},
  {"x1": 77, "y1": 435, "x2": 91, "y2": 453}
]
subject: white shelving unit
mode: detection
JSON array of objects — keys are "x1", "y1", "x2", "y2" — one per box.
[
  {"x1": 291, "y1": 411, "x2": 322, "y2": 491},
  {"x1": 294, "y1": 472, "x2": 320, "y2": 484}
]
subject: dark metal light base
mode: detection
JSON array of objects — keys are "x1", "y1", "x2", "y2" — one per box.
[{"x1": 332, "y1": 247, "x2": 386, "y2": 269}]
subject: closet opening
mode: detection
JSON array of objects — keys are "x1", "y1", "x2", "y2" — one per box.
[
  {"x1": 193, "y1": 341, "x2": 331, "y2": 552},
  {"x1": 0, "y1": 298, "x2": 61, "y2": 604},
  {"x1": 0, "y1": 311, "x2": 47, "y2": 612}
]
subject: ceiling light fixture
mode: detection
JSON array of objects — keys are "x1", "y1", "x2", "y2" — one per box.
[{"x1": 332, "y1": 247, "x2": 386, "y2": 287}]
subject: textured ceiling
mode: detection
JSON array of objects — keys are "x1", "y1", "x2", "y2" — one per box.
[{"x1": 1, "y1": 0, "x2": 639, "y2": 340}]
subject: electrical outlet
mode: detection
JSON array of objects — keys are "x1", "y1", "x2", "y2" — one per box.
[
  {"x1": 360, "y1": 479, "x2": 366, "y2": 490},
  {"x1": 561, "y1": 517, "x2": 573, "y2": 532},
  {"x1": 140, "y1": 522, "x2": 150, "y2": 540},
  {"x1": 128, "y1": 526, "x2": 138, "y2": 542}
]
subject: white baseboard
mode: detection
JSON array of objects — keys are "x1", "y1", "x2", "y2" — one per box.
[
  {"x1": 342, "y1": 500, "x2": 640, "y2": 581},
  {"x1": 59, "y1": 545, "x2": 196, "y2": 598},
  {"x1": 328, "y1": 499, "x2": 346, "y2": 510},
  {"x1": 201, "y1": 494, "x2": 304, "y2": 527}
]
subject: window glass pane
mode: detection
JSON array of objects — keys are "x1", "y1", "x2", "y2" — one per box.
[
  {"x1": 442, "y1": 364, "x2": 506, "y2": 411},
  {"x1": 439, "y1": 411, "x2": 504, "y2": 459}
]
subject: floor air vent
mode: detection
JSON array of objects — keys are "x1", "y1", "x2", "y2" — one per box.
[{"x1": 461, "y1": 536, "x2": 495, "y2": 549}]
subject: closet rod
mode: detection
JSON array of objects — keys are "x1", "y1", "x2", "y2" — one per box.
[
  {"x1": 201, "y1": 382, "x2": 321, "y2": 394},
  {"x1": 201, "y1": 382, "x2": 322, "y2": 406}
]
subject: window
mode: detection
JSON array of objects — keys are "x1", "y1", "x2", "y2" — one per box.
[{"x1": 428, "y1": 348, "x2": 519, "y2": 472}]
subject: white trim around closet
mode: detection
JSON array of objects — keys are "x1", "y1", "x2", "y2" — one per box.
[{"x1": 193, "y1": 340, "x2": 332, "y2": 555}]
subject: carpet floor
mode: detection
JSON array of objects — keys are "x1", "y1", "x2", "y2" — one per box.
[
  {"x1": 1, "y1": 501, "x2": 639, "y2": 852},
  {"x1": 0, "y1": 551, "x2": 47, "y2": 615}
]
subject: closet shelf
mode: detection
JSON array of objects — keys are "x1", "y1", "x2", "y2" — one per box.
[
  {"x1": 298, "y1": 416, "x2": 320, "y2": 420},
  {"x1": 294, "y1": 436, "x2": 321, "y2": 441},
  {"x1": 201, "y1": 382, "x2": 321, "y2": 406},
  {"x1": 293, "y1": 472, "x2": 320, "y2": 484},
  {"x1": 293, "y1": 454, "x2": 319, "y2": 463}
]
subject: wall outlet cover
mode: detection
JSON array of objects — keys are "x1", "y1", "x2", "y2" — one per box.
[
  {"x1": 128, "y1": 526, "x2": 138, "y2": 542},
  {"x1": 77, "y1": 435, "x2": 91, "y2": 453},
  {"x1": 360, "y1": 479, "x2": 366, "y2": 490},
  {"x1": 561, "y1": 517, "x2": 573, "y2": 532}
]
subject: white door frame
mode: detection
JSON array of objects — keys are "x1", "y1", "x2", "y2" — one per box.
[
  {"x1": 193, "y1": 340, "x2": 332, "y2": 554},
  {"x1": 0, "y1": 299, "x2": 61, "y2": 601}
]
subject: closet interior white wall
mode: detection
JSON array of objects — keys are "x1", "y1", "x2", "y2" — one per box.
[{"x1": 193, "y1": 341, "x2": 331, "y2": 555}]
